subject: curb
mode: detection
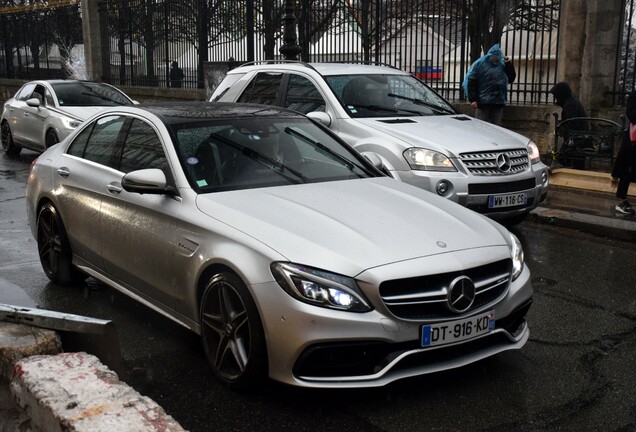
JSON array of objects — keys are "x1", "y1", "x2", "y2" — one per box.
[
  {"x1": 0, "y1": 321, "x2": 185, "y2": 432},
  {"x1": 529, "y1": 205, "x2": 636, "y2": 242}
]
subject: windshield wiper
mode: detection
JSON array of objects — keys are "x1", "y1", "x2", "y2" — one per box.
[
  {"x1": 283, "y1": 127, "x2": 367, "y2": 177},
  {"x1": 387, "y1": 93, "x2": 455, "y2": 115},
  {"x1": 208, "y1": 132, "x2": 307, "y2": 183}
]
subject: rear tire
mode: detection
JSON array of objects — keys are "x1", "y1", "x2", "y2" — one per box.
[{"x1": 1, "y1": 121, "x2": 21, "y2": 155}]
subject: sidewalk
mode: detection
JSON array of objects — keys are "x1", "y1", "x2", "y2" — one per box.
[{"x1": 528, "y1": 168, "x2": 636, "y2": 242}]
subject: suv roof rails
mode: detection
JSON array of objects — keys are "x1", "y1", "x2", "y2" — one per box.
[
  {"x1": 327, "y1": 60, "x2": 400, "y2": 70},
  {"x1": 236, "y1": 59, "x2": 318, "y2": 72}
]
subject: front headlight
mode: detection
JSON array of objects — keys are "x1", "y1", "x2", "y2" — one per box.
[
  {"x1": 271, "y1": 262, "x2": 372, "y2": 312},
  {"x1": 59, "y1": 115, "x2": 81, "y2": 130},
  {"x1": 528, "y1": 140, "x2": 541, "y2": 164},
  {"x1": 509, "y1": 233, "x2": 525, "y2": 280},
  {"x1": 403, "y1": 148, "x2": 457, "y2": 171}
]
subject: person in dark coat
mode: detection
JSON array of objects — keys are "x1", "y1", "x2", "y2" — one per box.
[
  {"x1": 612, "y1": 90, "x2": 636, "y2": 214},
  {"x1": 549, "y1": 82, "x2": 590, "y2": 169},
  {"x1": 170, "y1": 61, "x2": 184, "y2": 88},
  {"x1": 462, "y1": 44, "x2": 516, "y2": 126}
]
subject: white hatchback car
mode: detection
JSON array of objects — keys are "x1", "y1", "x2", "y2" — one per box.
[
  {"x1": 26, "y1": 103, "x2": 532, "y2": 389},
  {"x1": 211, "y1": 62, "x2": 549, "y2": 225},
  {"x1": 1, "y1": 79, "x2": 134, "y2": 155}
]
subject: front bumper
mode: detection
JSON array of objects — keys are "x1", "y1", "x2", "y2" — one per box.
[
  {"x1": 393, "y1": 163, "x2": 549, "y2": 219},
  {"x1": 254, "y1": 257, "x2": 533, "y2": 388}
]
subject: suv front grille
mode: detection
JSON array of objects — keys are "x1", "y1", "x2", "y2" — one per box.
[
  {"x1": 379, "y1": 259, "x2": 511, "y2": 320},
  {"x1": 460, "y1": 149, "x2": 529, "y2": 176}
]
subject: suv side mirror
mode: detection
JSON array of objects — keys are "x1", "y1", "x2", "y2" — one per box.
[
  {"x1": 361, "y1": 152, "x2": 384, "y2": 171},
  {"x1": 307, "y1": 111, "x2": 332, "y2": 128}
]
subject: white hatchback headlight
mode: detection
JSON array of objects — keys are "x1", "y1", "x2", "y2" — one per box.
[
  {"x1": 509, "y1": 233, "x2": 525, "y2": 280},
  {"x1": 271, "y1": 262, "x2": 372, "y2": 312},
  {"x1": 403, "y1": 148, "x2": 457, "y2": 171},
  {"x1": 60, "y1": 115, "x2": 81, "y2": 130}
]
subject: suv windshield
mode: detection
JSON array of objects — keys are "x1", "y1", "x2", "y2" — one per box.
[{"x1": 325, "y1": 74, "x2": 456, "y2": 118}]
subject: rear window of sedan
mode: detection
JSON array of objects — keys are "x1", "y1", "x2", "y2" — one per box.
[{"x1": 52, "y1": 82, "x2": 132, "y2": 107}]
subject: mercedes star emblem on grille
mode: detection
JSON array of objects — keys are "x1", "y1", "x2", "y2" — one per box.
[
  {"x1": 447, "y1": 276, "x2": 476, "y2": 313},
  {"x1": 496, "y1": 153, "x2": 512, "y2": 172}
]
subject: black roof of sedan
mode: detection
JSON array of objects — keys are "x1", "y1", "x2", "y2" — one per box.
[{"x1": 138, "y1": 102, "x2": 303, "y2": 124}]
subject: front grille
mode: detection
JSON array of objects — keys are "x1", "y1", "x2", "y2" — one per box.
[
  {"x1": 468, "y1": 178, "x2": 537, "y2": 195},
  {"x1": 379, "y1": 259, "x2": 511, "y2": 320},
  {"x1": 460, "y1": 149, "x2": 529, "y2": 176}
]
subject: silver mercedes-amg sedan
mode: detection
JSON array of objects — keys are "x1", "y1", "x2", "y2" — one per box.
[{"x1": 25, "y1": 102, "x2": 533, "y2": 389}]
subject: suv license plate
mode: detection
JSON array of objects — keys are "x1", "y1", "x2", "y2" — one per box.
[
  {"x1": 421, "y1": 311, "x2": 495, "y2": 347},
  {"x1": 488, "y1": 192, "x2": 527, "y2": 208}
]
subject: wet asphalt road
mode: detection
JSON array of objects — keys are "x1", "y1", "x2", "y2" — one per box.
[{"x1": 1, "y1": 150, "x2": 636, "y2": 432}]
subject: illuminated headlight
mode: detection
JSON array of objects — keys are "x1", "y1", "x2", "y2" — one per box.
[
  {"x1": 509, "y1": 233, "x2": 525, "y2": 280},
  {"x1": 528, "y1": 141, "x2": 541, "y2": 164},
  {"x1": 271, "y1": 262, "x2": 372, "y2": 312},
  {"x1": 60, "y1": 115, "x2": 81, "y2": 130},
  {"x1": 403, "y1": 148, "x2": 457, "y2": 172}
]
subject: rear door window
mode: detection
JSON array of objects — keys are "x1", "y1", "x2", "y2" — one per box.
[
  {"x1": 237, "y1": 72, "x2": 283, "y2": 105},
  {"x1": 284, "y1": 75, "x2": 326, "y2": 114}
]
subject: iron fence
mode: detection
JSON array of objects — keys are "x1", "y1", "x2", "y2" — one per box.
[{"x1": 0, "y1": 0, "x2": 634, "y2": 106}]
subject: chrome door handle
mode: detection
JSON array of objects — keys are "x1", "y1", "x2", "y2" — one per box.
[
  {"x1": 56, "y1": 167, "x2": 70, "y2": 177},
  {"x1": 107, "y1": 183, "x2": 122, "y2": 194}
]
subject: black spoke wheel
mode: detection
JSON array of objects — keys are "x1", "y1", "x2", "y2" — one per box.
[
  {"x1": 45, "y1": 129, "x2": 59, "y2": 149},
  {"x1": 1, "y1": 121, "x2": 20, "y2": 155},
  {"x1": 36, "y1": 203, "x2": 81, "y2": 285},
  {"x1": 200, "y1": 272, "x2": 267, "y2": 389}
]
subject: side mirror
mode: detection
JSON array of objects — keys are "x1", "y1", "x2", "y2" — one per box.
[
  {"x1": 121, "y1": 168, "x2": 173, "y2": 195},
  {"x1": 26, "y1": 98, "x2": 41, "y2": 108},
  {"x1": 307, "y1": 111, "x2": 332, "y2": 128}
]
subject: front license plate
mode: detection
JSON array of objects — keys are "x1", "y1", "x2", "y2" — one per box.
[
  {"x1": 421, "y1": 311, "x2": 495, "y2": 347},
  {"x1": 488, "y1": 192, "x2": 527, "y2": 209}
]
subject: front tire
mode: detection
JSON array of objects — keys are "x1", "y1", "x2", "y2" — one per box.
[
  {"x1": 1, "y1": 121, "x2": 21, "y2": 155},
  {"x1": 36, "y1": 203, "x2": 80, "y2": 285},
  {"x1": 45, "y1": 129, "x2": 59, "y2": 149},
  {"x1": 200, "y1": 272, "x2": 267, "y2": 390}
]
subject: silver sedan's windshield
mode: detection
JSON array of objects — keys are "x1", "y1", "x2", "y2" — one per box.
[
  {"x1": 171, "y1": 117, "x2": 377, "y2": 192},
  {"x1": 325, "y1": 74, "x2": 456, "y2": 118}
]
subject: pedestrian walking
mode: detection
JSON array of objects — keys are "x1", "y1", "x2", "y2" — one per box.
[
  {"x1": 549, "y1": 82, "x2": 590, "y2": 169},
  {"x1": 612, "y1": 90, "x2": 636, "y2": 215},
  {"x1": 462, "y1": 44, "x2": 516, "y2": 126},
  {"x1": 170, "y1": 61, "x2": 184, "y2": 88}
]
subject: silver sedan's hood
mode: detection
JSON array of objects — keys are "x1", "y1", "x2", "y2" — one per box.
[
  {"x1": 196, "y1": 177, "x2": 508, "y2": 276},
  {"x1": 353, "y1": 115, "x2": 529, "y2": 154}
]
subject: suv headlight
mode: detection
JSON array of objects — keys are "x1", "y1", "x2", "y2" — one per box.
[
  {"x1": 271, "y1": 262, "x2": 372, "y2": 312},
  {"x1": 403, "y1": 148, "x2": 457, "y2": 171},
  {"x1": 509, "y1": 233, "x2": 525, "y2": 280},
  {"x1": 528, "y1": 140, "x2": 541, "y2": 164},
  {"x1": 60, "y1": 115, "x2": 81, "y2": 130}
]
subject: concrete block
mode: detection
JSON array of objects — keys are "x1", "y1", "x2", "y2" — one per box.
[
  {"x1": 10, "y1": 352, "x2": 185, "y2": 432},
  {"x1": 0, "y1": 322, "x2": 61, "y2": 383}
]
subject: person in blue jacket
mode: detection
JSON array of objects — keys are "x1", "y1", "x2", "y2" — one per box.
[{"x1": 463, "y1": 44, "x2": 516, "y2": 126}]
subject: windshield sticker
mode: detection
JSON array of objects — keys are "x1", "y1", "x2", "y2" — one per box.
[
  {"x1": 196, "y1": 179, "x2": 208, "y2": 187},
  {"x1": 348, "y1": 105, "x2": 357, "y2": 113},
  {"x1": 187, "y1": 157, "x2": 198, "y2": 165}
]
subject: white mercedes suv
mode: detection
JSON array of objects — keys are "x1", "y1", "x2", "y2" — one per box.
[{"x1": 211, "y1": 61, "x2": 549, "y2": 225}]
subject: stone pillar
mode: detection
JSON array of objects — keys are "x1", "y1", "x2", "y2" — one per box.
[
  {"x1": 558, "y1": 0, "x2": 622, "y2": 111},
  {"x1": 81, "y1": 0, "x2": 103, "y2": 81},
  {"x1": 580, "y1": 1, "x2": 623, "y2": 110}
]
